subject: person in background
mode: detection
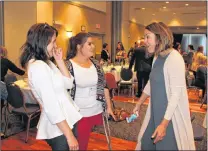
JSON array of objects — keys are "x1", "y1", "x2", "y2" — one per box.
[
  {"x1": 100, "y1": 43, "x2": 110, "y2": 64},
  {"x1": 127, "y1": 42, "x2": 138, "y2": 63},
  {"x1": 173, "y1": 42, "x2": 182, "y2": 54},
  {"x1": 194, "y1": 56, "x2": 207, "y2": 98},
  {"x1": 191, "y1": 45, "x2": 205, "y2": 78},
  {"x1": 133, "y1": 22, "x2": 195, "y2": 150},
  {"x1": 129, "y1": 39, "x2": 154, "y2": 98},
  {"x1": 115, "y1": 42, "x2": 126, "y2": 64},
  {"x1": 0, "y1": 46, "x2": 25, "y2": 82},
  {"x1": 65, "y1": 32, "x2": 116, "y2": 150},
  {"x1": 186, "y1": 44, "x2": 195, "y2": 70},
  {"x1": 20, "y1": 23, "x2": 82, "y2": 151}
]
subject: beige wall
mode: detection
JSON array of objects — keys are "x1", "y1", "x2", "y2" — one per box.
[
  {"x1": 129, "y1": 22, "x2": 145, "y2": 48},
  {"x1": 73, "y1": 1, "x2": 106, "y2": 13},
  {"x1": 4, "y1": 2, "x2": 37, "y2": 65},
  {"x1": 122, "y1": 1, "x2": 130, "y2": 51},
  {"x1": 104, "y1": 2, "x2": 112, "y2": 55},
  {"x1": 37, "y1": 1, "x2": 53, "y2": 25},
  {"x1": 53, "y1": 2, "x2": 107, "y2": 58}
]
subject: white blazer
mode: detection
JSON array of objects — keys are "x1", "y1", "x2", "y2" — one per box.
[
  {"x1": 136, "y1": 50, "x2": 195, "y2": 150},
  {"x1": 28, "y1": 60, "x2": 82, "y2": 139}
]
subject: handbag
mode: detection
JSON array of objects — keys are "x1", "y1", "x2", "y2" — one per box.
[{"x1": 109, "y1": 107, "x2": 130, "y2": 122}]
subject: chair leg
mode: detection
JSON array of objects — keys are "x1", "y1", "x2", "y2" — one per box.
[
  {"x1": 118, "y1": 86, "x2": 120, "y2": 96},
  {"x1": 4, "y1": 105, "x2": 9, "y2": 137},
  {"x1": 25, "y1": 116, "x2": 31, "y2": 143}
]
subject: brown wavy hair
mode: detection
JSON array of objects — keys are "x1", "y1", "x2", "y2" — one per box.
[{"x1": 145, "y1": 22, "x2": 173, "y2": 56}]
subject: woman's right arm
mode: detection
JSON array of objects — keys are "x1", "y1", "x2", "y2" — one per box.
[{"x1": 30, "y1": 62, "x2": 78, "y2": 150}]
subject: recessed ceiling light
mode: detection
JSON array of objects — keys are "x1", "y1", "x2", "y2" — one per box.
[
  {"x1": 142, "y1": 8, "x2": 145, "y2": 10},
  {"x1": 173, "y1": 13, "x2": 176, "y2": 15},
  {"x1": 163, "y1": 6, "x2": 167, "y2": 9},
  {"x1": 152, "y1": 14, "x2": 155, "y2": 16},
  {"x1": 166, "y1": 1, "x2": 169, "y2": 3},
  {"x1": 185, "y1": 4, "x2": 189, "y2": 6}
]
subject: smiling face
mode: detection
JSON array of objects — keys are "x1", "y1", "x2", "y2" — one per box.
[
  {"x1": 47, "y1": 33, "x2": 57, "y2": 57},
  {"x1": 79, "y1": 37, "x2": 95, "y2": 58},
  {"x1": 144, "y1": 29, "x2": 157, "y2": 54}
]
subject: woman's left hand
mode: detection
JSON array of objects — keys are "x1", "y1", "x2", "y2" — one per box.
[
  {"x1": 53, "y1": 48, "x2": 63, "y2": 61},
  {"x1": 151, "y1": 124, "x2": 167, "y2": 144},
  {"x1": 107, "y1": 107, "x2": 116, "y2": 121}
]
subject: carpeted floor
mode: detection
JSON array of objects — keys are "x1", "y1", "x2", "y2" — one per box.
[{"x1": 93, "y1": 101, "x2": 207, "y2": 150}]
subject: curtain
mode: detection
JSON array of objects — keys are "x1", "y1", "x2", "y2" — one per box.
[
  {"x1": 181, "y1": 34, "x2": 207, "y2": 55},
  {"x1": 173, "y1": 34, "x2": 183, "y2": 46}
]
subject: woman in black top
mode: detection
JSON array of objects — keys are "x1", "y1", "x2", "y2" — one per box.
[
  {"x1": 0, "y1": 46, "x2": 25, "y2": 81},
  {"x1": 101, "y1": 43, "x2": 110, "y2": 63}
]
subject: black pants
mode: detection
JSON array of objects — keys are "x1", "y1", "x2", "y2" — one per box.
[
  {"x1": 45, "y1": 123, "x2": 78, "y2": 151},
  {"x1": 137, "y1": 71, "x2": 150, "y2": 96}
]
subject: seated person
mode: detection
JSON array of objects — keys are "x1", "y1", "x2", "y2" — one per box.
[
  {"x1": 194, "y1": 56, "x2": 207, "y2": 97},
  {"x1": 0, "y1": 46, "x2": 25, "y2": 82}
]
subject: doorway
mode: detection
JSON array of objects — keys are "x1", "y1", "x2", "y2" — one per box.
[{"x1": 89, "y1": 32, "x2": 105, "y2": 60}]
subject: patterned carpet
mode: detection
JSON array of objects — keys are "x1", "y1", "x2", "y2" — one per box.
[{"x1": 93, "y1": 101, "x2": 207, "y2": 150}]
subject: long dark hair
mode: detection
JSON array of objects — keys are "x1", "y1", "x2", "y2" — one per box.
[
  {"x1": 66, "y1": 32, "x2": 92, "y2": 60},
  {"x1": 20, "y1": 23, "x2": 55, "y2": 68}
]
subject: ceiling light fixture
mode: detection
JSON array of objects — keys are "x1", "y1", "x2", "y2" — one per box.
[
  {"x1": 152, "y1": 14, "x2": 155, "y2": 15},
  {"x1": 197, "y1": 27, "x2": 200, "y2": 30},
  {"x1": 163, "y1": 6, "x2": 167, "y2": 9},
  {"x1": 142, "y1": 8, "x2": 145, "y2": 10},
  {"x1": 185, "y1": 4, "x2": 189, "y2": 6},
  {"x1": 166, "y1": 1, "x2": 169, "y2": 3},
  {"x1": 173, "y1": 13, "x2": 176, "y2": 15}
]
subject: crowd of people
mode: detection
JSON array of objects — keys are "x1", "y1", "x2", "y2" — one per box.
[{"x1": 1, "y1": 21, "x2": 207, "y2": 150}]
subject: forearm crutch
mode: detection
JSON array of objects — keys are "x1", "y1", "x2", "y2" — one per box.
[{"x1": 102, "y1": 111, "x2": 112, "y2": 150}]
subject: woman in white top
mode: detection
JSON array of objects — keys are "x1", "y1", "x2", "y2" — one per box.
[
  {"x1": 65, "y1": 32, "x2": 116, "y2": 150},
  {"x1": 19, "y1": 23, "x2": 82, "y2": 151},
  {"x1": 133, "y1": 22, "x2": 195, "y2": 150}
]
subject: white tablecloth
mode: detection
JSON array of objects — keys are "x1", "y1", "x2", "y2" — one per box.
[
  {"x1": 14, "y1": 79, "x2": 38, "y2": 104},
  {"x1": 103, "y1": 65, "x2": 137, "y2": 82}
]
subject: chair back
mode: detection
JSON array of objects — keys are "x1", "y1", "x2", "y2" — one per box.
[
  {"x1": 120, "y1": 68, "x2": 133, "y2": 81},
  {"x1": 4, "y1": 73, "x2": 17, "y2": 84},
  {"x1": 105, "y1": 73, "x2": 117, "y2": 89},
  {"x1": 6, "y1": 83, "x2": 24, "y2": 108}
]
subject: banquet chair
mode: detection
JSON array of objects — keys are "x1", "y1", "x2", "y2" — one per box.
[
  {"x1": 4, "y1": 73, "x2": 17, "y2": 85},
  {"x1": 105, "y1": 73, "x2": 118, "y2": 109},
  {"x1": 118, "y1": 68, "x2": 135, "y2": 97},
  {"x1": 4, "y1": 83, "x2": 40, "y2": 143},
  {"x1": 186, "y1": 71, "x2": 202, "y2": 102}
]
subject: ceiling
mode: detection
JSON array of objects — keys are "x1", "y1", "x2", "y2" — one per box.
[{"x1": 129, "y1": 1, "x2": 207, "y2": 27}]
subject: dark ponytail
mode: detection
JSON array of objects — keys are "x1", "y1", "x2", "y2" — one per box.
[
  {"x1": 66, "y1": 32, "x2": 92, "y2": 60},
  {"x1": 66, "y1": 36, "x2": 77, "y2": 59}
]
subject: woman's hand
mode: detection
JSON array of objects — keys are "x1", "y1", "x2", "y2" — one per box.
[
  {"x1": 133, "y1": 103, "x2": 141, "y2": 117},
  {"x1": 53, "y1": 48, "x2": 63, "y2": 61},
  {"x1": 107, "y1": 107, "x2": 117, "y2": 121},
  {"x1": 151, "y1": 124, "x2": 167, "y2": 144},
  {"x1": 67, "y1": 135, "x2": 79, "y2": 150}
]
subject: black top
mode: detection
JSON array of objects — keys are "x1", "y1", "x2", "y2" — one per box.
[
  {"x1": 129, "y1": 46, "x2": 154, "y2": 72},
  {"x1": 101, "y1": 49, "x2": 109, "y2": 61},
  {"x1": 1, "y1": 57, "x2": 25, "y2": 81}
]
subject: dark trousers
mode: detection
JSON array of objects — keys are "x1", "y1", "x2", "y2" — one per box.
[
  {"x1": 137, "y1": 71, "x2": 150, "y2": 96},
  {"x1": 45, "y1": 123, "x2": 78, "y2": 151}
]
